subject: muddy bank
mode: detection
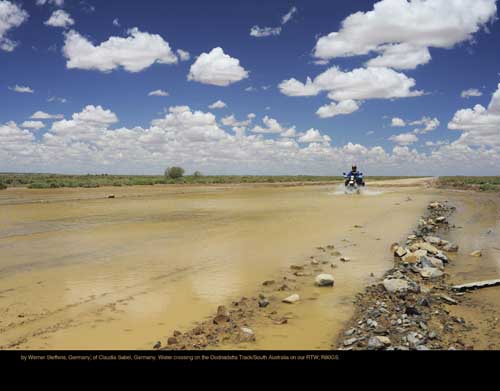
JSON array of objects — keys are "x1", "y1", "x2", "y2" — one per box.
[{"x1": 336, "y1": 198, "x2": 500, "y2": 350}]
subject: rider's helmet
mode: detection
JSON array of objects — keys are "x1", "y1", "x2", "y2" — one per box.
[{"x1": 352, "y1": 164, "x2": 357, "y2": 172}]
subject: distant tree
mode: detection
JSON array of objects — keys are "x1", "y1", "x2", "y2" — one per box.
[
  {"x1": 0, "y1": 182, "x2": 7, "y2": 190},
  {"x1": 165, "y1": 166, "x2": 185, "y2": 180},
  {"x1": 193, "y1": 171, "x2": 203, "y2": 177}
]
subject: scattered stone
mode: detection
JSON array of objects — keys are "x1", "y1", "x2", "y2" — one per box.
[
  {"x1": 258, "y1": 298, "x2": 270, "y2": 308},
  {"x1": 470, "y1": 250, "x2": 482, "y2": 257},
  {"x1": 315, "y1": 274, "x2": 335, "y2": 287},
  {"x1": 419, "y1": 267, "x2": 444, "y2": 279},
  {"x1": 340, "y1": 257, "x2": 351, "y2": 262},
  {"x1": 239, "y1": 327, "x2": 255, "y2": 342},
  {"x1": 344, "y1": 328, "x2": 356, "y2": 337},
  {"x1": 343, "y1": 338, "x2": 358, "y2": 347},
  {"x1": 213, "y1": 305, "x2": 230, "y2": 324},
  {"x1": 424, "y1": 236, "x2": 442, "y2": 245},
  {"x1": 167, "y1": 337, "x2": 178, "y2": 345},
  {"x1": 394, "y1": 246, "x2": 407, "y2": 257},
  {"x1": 419, "y1": 255, "x2": 444, "y2": 270},
  {"x1": 173, "y1": 330, "x2": 182, "y2": 337},
  {"x1": 290, "y1": 265, "x2": 304, "y2": 270},
  {"x1": 382, "y1": 278, "x2": 409, "y2": 294},
  {"x1": 107, "y1": 194, "x2": 115, "y2": 199},
  {"x1": 282, "y1": 294, "x2": 300, "y2": 304},
  {"x1": 367, "y1": 336, "x2": 391, "y2": 350},
  {"x1": 440, "y1": 295, "x2": 458, "y2": 305},
  {"x1": 311, "y1": 260, "x2": 319, "y2": 265},
  {"x1": 153, "y1": 341, "x2": 161, "y2": 349},
  {"x1": 262, "y1": 280, "x2": 275, "y2": 286},
  {"x1": 443, "y1": 243, "x2": 459, "y2": 252},
  {"x1": 294, "y1": 271, "x2": 312, "y2": 277}
]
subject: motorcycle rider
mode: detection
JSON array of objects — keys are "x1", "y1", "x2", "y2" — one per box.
[{"x1": 344, "y1": 164, "x2": 365, "y2": 186}]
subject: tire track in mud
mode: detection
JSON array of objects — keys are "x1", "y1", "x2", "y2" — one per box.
[{"x1": 0, "y1": 265, "x2": 197, "y2": 349}]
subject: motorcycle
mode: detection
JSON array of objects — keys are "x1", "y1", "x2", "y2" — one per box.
[{"x1": 343, "y1": 172, "x2": 364, "y2": 194}]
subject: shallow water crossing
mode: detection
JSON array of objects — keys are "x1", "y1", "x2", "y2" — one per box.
[{"x1": 0, "y1": 181, "x2": 434, "y2": 349}]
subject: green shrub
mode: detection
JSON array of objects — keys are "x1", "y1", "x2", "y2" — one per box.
[
  {"x1": 165, "y1": 166, "x2": 185, "y2": 180},
  {"x1": 0, "y1": 182, "x2": 7, "y2": 190}
]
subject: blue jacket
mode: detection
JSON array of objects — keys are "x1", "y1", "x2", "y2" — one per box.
[{"x1": 345, "y1": 170, "x2": 363, "y2": 178}]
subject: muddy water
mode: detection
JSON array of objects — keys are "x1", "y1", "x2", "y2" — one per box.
[
  {"x1": 439, "y1": 191, "x2": 500, "y2": 349},
  {"x1": 0, "y1": 182, "x2": 433, "y2": 349}
]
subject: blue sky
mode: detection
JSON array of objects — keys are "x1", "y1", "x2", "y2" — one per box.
[{"x1": 1, "y1": 0, "x2": 500, "y2": 175}]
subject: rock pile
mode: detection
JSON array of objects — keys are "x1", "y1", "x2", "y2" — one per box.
[{"x1": 338, "y1": 201, "x2": 473, "y2": 350}]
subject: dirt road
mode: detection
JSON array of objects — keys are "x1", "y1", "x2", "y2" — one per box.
[{"x1": 0, "y1": 178, "x2": 497, "y2": 349}]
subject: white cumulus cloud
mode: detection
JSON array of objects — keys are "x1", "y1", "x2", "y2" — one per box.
[
  {"x1": 448, "y1": 83, "x2": 500, "y2": 147},
  {"x1": 148, "y1": 89, "x2": 169, "y2": 97},
  {"x1": 316, "y1": 99, "x2": 360, "y2": 119},
  {"x1": 45, "y1": 10, "x2": 74, "y2": 28},
  {"x1": 389, "y1": 132, "x2": 418, "y2": 146},
  {"x1": 188, "y1": 47, "x2": 248, "y2": 86},
  {"x1": 461, "y1": 88, "x2": 483, "y2": 99},
  {"x1": 313, "y1": 0, "x2": 497, "y2": 70},
  {"x1": 208, "y1": 100, "x2": 227, "y2": 109},
  {"x1": 391, "y1": 117, "x2": 406, "y2": 127},
  {"x1": 280, "y1": 66, "x2": 422, "y2": 101},
  {"x1": 9, "y1": 85, "x2": 34, "y2": 93},
  {"x1": 30, "y1": 111, "x2": 63, "y2": 120},
  {"x1": 21, "y1": 121, "x2": 45, "y2": 130},
  {"x1": 63, "y1": 28, "x2": 179, "y2": 72},
  {"x1": 298, "y1": 128, "x2": 331, "y2": 143},
  {"x1": 0, "y1": 1, "x2": 28, "y2": 52}
]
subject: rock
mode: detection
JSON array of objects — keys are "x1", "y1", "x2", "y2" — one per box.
[
  {"x1": 213, "y1": 305, "x2": 230, "y2": 324},
  {"x1": 406, "y1": 332, "x2": 423, "y2": 347},
  {"x1": 311, "y1": 260, "x2": 319, "y2": 265},
  {"x1": 366, "y1": 319, "x2": 378, "y2": 328},
  {"x1": 315, "y1": 274, "x2": 335, "y2": 287},
  {"x1": 258, "y1": 298, "x2": 270, "y2": 308},
  {"x1": 418, "y1": 297, "x2": 431, "y2": 307},
  {"x1": 443, "y1": 243, "x2": 459, "y2": 252},
  {"x1": 402, "y1": 252, "x2": 418, "y2": 264},
  {"x1": 407, "y1": 234, "x2": 417, "y2": 240},
  {"x1": 394, "y1": 246, "x2": 407, "y2": 257},
  {"x1": 107, "y1": 194, "x2": 115, "y2": 199},
  {"x1": 153, "y1": 341, "x2": 161, "y2": 349},
  {"x1": 294, "y1": 271, "x2": 312, "y2": 277},
  {"x1": 173, "y1": 330, "x2": 182, "y2": 337},
  {"x1": 340, "y1": 257, "x2": 351, "y2": 262},
  {"x1": 277, "y1": 284, "x2": 290, "y2": 291},
  {"x1": 382, "y1": 278, "x2": 409, "y2": 294},
  {"x1": 282, "y1": 294, "x2": 300, "y2": 304},
  {"x1": 424, "y1": 236, "x2": 442, "y2": 245},
  {"x1": 435, "y1": 216, "x2": 447, "y2": 223},
  {"x1": 262, "y1": 280, "x2": 275, "y2": 286},
  {"x1": 429, "y1": 202, "x2": 443, "y2": 209},
  {"x1": 415, "y1": 242, "x2": 440, "y2": 254},
  {"x1": 416, "y1": 345, "x2": 430, "y2": 351},
  {"x1": 405, "y1": 306, "x2": 421, "y2": 316},
  {"x1": 167, "y1": 337, "x2": 178, "y2": 345},
  {"x1": 344, "y1": 328, "x2": 356, "y2": 337},
  {"x1": 368, "y1": 336, "x2": 391, "y2": 350},
  {"x1": 239, "y1": 327, "x2": 255, "y2": 342},
  {"x1": 290, "y1": 265, "x2": 304, "y2": 270},
  {"x1": 470, "y1": 250, "x2": 482, "y2": 257},
  {"x1": 343, "y1": 337, "x2": 358, "y2": 347},
  {"x1": 434, "y1": 251, "x2": 449, "y2": 263},
  {"x1": 440, "y1": 295, "x2": 458, "y2": 305},
  {"x1": 192, "y1": 326, "x2": 203, "y2": 335},
  {"x1": 419, "y1": 267, "x2": 444, "y2": 279},
  {"x1": 419, "y1": 255, "x2": 444, "y2": 270}
]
